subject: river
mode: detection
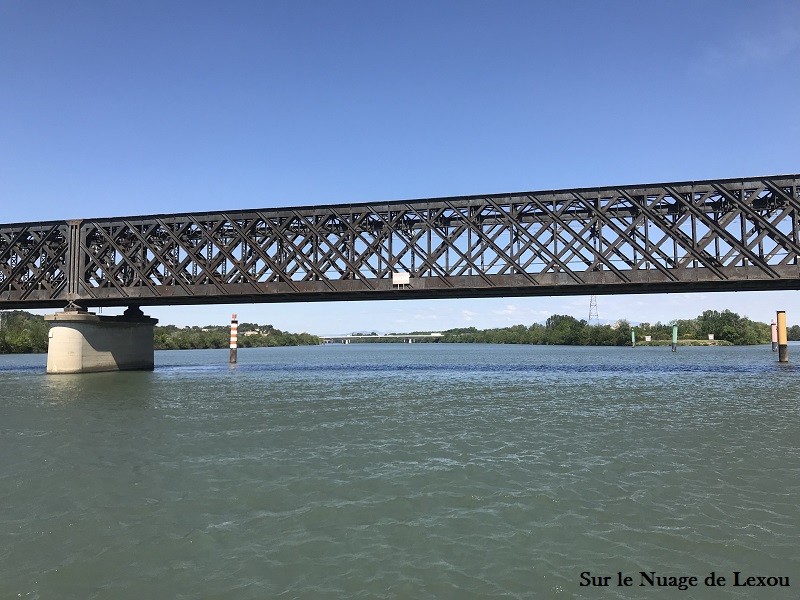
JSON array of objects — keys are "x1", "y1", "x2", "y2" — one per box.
[{"x1": 1, "y1": 344, "x2": 798, "y2": 598}]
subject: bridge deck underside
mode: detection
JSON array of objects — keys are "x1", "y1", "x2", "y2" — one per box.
[{"x1": 2, "y1": 175, "x2": 799, "y2": 309}]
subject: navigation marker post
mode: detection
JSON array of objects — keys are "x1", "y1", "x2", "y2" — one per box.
[
  {"x1": 671, "y1": 325, "x2": 678, "y2": 352},
  {"x1": 776, "y1": 311, "x2": 788, "y2": 363},
  {"x1": 230, "y1": 313, "x2": 238, "y2": 364},
  {"x1": 771, "y1": 320, "x2": 778, "y2": 352}
]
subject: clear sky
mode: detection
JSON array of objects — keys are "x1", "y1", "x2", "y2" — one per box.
[{"x1": 2, "y1": 1, "x2": 799, "y2": 333}]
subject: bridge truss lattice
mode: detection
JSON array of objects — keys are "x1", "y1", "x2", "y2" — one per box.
[{"x1": 1, "y1": 174, "x2": 799, "y2": 309}]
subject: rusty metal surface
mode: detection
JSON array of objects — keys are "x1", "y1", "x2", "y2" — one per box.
[{"x1": 2, "y1": 174, "x2": 799, "y2": 309}]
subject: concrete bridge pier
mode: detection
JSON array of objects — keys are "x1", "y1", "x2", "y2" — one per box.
[{"x1": 45, "y1": 304, "x2": 158, "y2": 374}]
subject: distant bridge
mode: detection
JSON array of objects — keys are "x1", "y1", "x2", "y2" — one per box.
[
  {"x1": 2, "y1": 173, "x2": 800, "y2": 310},
  {"x1": 320, "y1": 333, "x2": 443, "y2": 343}
]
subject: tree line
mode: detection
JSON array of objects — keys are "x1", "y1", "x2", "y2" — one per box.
[
  {"x1": 0, "y1": 311, "x2": 50, "y2": 353},
  {"x1": 0, "y1": 311, "x2": 319, "y2": 354},
  {"x1": 0, "y1": 308, "x2": 796, "y2": 354},
  {"x1": 356, "y1": 309, "x2": 783, "y2": 346},
  {"x1": 154, "y1": 323, "x2": 319, "y2": 350}
]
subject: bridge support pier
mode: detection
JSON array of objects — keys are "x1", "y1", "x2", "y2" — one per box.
[{"x1": 44, "y1": 306, "x2": 158, "y2": 374}]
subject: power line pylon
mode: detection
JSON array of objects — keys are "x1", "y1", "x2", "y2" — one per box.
[{"x1": 588, "y1": 295, "x2": 599, "y2": 326}]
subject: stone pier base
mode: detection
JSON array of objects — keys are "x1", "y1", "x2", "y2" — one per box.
[{"x1": 44, "y1": 308, "x2": 158, "y2": 374}]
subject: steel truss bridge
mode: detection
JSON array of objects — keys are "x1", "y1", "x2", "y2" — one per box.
[{"x1": 2, "y1": 174, "x2": 799, "y2": 310}]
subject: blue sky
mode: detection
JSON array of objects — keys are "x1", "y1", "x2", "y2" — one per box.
[{"x1": 2, "y1": 1, "x2": 799, "y2": 333}]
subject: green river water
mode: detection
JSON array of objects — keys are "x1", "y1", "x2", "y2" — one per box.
[{"x1": 1, "y1": 344, "x2": 798, "y2": 599}]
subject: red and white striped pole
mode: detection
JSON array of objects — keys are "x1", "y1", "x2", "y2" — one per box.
[{"x1": 230, "y1": 313, "x2": 238, "y2": 363}]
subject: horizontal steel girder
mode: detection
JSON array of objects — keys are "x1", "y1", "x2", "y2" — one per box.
[{"x1": 2, "y1": 174, "x2": 799, "y2": 309}]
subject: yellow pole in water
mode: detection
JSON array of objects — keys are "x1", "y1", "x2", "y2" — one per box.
[{"x1": 777, "y1": 311, "x2": 788, "y2": 363}]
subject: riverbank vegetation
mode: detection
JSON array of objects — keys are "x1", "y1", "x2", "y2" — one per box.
[
  {"x1": 154, "y1": 323, "x2": 319, "y2": 350},
  {"x1": 0, "y1": 311, "x2": 50, "y2": 354},
  {"x1": 350, "y1": 310, "x2": 777, "y2": 346},
  {"x1": 0, "y1": 309, "x2": 794, "y2": 353},
  {"x1": 0, "y1": 311, "x2": 319, "y2": 354}
]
